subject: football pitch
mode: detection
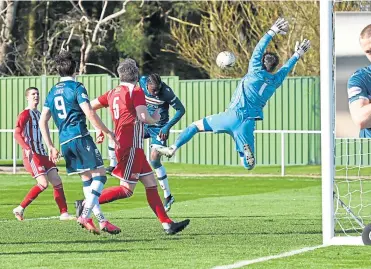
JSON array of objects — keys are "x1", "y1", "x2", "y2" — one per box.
[{"x1": 0, "y1": 164, "x2": 370, "y2": 269}]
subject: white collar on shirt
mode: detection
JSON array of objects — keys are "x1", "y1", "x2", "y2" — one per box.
[
  {"x1": 60, "y1": 76, "x2": 76, "y2": 82},
  {"x1": 119, "y1": 82, "x2": 136, "y2": 91}
]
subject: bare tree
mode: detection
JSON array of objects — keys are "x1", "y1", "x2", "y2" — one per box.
[
  {"x1": 64, "y1": 0, "x2": 131, "y2": 74},
  {"x1": 167, "y1": 1, "x2": 319, "y2": 78},
  {"x1": 0, "y1": 0, "x2": 18, "y2": 75}
]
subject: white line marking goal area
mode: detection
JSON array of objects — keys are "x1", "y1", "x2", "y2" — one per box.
[{"x1": 211, "y1": 245, "x2": 325, "y2": 269}]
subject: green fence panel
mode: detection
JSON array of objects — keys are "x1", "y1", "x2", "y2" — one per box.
[{"x1": 0, "y1": 75, "x2": 321, "y2": 166}]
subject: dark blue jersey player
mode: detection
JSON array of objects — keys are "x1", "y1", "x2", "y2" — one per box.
[
  {"x1": 156, "y1": 18, "x2": 311, "y2": 170},
  {"x1": 348, "y1": 24, "x2": 371, "y2": 138},
  {"x1": 139, "y1": 74, "x2": 185, "y2": 212},
  {"x1": 39, "y1": 51, "x2": 121, "y2": 235}
]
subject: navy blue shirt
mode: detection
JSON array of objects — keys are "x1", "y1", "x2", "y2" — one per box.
[{"x1": 44, "y1": 78, "x2": 90, "y2": 144}]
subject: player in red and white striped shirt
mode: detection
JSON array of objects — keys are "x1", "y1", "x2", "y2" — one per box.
[{"x1": 13, "y1": 87, "x2": 74, "y2": 221}]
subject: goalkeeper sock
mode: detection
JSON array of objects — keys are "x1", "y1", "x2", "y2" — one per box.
[
  {"x1": 174, "y1": 124, "x2": 199, "y2": 149},
  {"x1": 108, "y1": 139, "x2": 117, "y2": 167}
]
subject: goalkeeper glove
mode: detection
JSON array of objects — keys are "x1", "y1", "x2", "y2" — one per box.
[
  {"x1": 295, "y1": 39, "x2": 311, "y2": 58},
  {"x1": 268, "y1": 17, "x2": 289, "y2": 36}
]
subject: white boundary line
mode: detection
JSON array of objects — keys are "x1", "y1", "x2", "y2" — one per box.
[
  {"x1": 212, "y1": 245, "x2": 326, "y2": 269},
  {"x1": 0, "y1": 216, "x2": 60, "y2": 223}
]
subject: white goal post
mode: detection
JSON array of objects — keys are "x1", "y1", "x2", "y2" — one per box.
[{"x1": 321, "y1": 0, "x2": 366, "y2": 246}]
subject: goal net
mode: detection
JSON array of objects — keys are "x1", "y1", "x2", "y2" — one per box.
[
  {"x1": 323, "y1": 0, "x2": 371, "y2": 245},
  {"x1": 335, "y1": 139, "x2": 371, "y2": 238}
]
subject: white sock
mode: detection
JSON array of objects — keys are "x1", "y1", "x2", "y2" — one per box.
[
  {"x1": 108, "y1": 139, "x2": 117, "y2": 167},
  {"x1": 82, "y1": 184, "x2": 95, "y2": 218},
  {"x1": 82, "y1": 178, "x2": 105, "y2": 219},
  {"x1": 156, "y1": 166, "x2": 171, "y2": 198},
  {"x1": 83, "y1": 183, "x2": 106, "y2": 222},
  {"x1": 92, "y1": 204, "x2": 106, "y2": 223}
]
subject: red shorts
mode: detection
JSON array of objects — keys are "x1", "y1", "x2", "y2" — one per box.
[
  {"x1": 23, "y1": 153, "x2": 57, "y2": 178},
  {"x1": 112, "y1": 147, "x2": 153, "y2": 184}
]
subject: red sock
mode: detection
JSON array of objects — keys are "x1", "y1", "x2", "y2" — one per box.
[
  {"x1": 99, "y1": 186, "x2": 133, "y2": 204},
  {"x1": 53, "y1": 184, "x2": 68, "y2": 214},
  {"x1": 145, "y1": 186, "x2": 172, "y2": 224},
  {"x1": 20, "y1": 184, "x2": 46, "y2": 208}
]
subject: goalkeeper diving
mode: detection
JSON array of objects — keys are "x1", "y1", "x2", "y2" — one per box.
[{"x1": 157, "y1": 18, "x2": 311, "y2": 169}]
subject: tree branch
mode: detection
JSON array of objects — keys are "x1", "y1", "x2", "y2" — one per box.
[
  {"x1": 168, "y1": 15, "x2": 200, "y2": 27},
  {"x1": 100, "y1": 0, "x2": 130, "y2": 24},
  {"x1": 85, "y1": 62, "x2": 117, "y2": 77}
]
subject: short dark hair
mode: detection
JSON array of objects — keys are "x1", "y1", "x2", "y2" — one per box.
[
  {"x1": 262, "y1": 52, "x2": 279, "y2": 72},
  {"x1": 360, "y1": 24, "x2": 371, "y2": 40},
  {"x1": 25, "y1": 87, "x2": 39, "y2": 97},
  {"x1": 55, "y1": 51, "x2": 77, "y2": 77},
  {"x1": 147, "y1": 73, "x2": 162, "y2": 91},
  {"x1": 117, "y1": 59, "x2": 139, "y2": 83}
]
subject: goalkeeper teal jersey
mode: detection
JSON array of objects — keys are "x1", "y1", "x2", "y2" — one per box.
[
  {"x1": 227, "y1": 33, "x2": 299, "y2": 120},
  {"x1": 347, "y1": 66, "x2": 371, "y2": 138}
]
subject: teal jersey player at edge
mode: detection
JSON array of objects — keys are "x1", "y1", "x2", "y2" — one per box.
[
  {"x1": 156, "y1": 18, "x2": 311, "y2": 169},
  {"x1": 348, "y1": 24, "x2": 371, "y2": 138},
  {"x1": 39, "y1": 50, "x2": 121, "y2": 235}
]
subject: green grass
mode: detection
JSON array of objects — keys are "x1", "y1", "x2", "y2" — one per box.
[
  {"x1": 0, "y1": 166, "x2": 370, "y2": 268},
  {"x1": 0, "y1": 159, "x2": 322, "y2": 176}
]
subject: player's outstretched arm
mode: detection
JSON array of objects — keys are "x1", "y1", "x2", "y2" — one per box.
[
  {"x1": 248, "y1": 18, "x2": 289, "y2": 73},
  {"x1": 160, "y1": 98, "x2": 185, "y2": 140},
  {"x1": 275, "y1": 39, "x2": 311, "y2": 84},
  {"x1": 79, "y1": 102, "x2": 118, "y2": 147},
  {"x1": 159, "y1": 85, "x2": 186, "y2": 140},
  {"x1": 349, "y1": 98, "x2": 371, "y2": 129},
  {"x1": 136, "y1": 105, "x2": 160, "y2": 125},
  {"x1": 39, "y1": 107, "x2": 59, "y2": 163},
  {"x1": 89, "y1": 98, "x2": 106, "y2": 144}
]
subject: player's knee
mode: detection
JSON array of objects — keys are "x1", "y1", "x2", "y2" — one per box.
[
  {"x1": 39, "y1": 181, "x2": 49, "y2": 189},
  {"x1": 192, "y1": 120, "x2": 204, "y2": 131},
  {"x1": 150, "y1": 158, "x2": 162, "y2": 169}
]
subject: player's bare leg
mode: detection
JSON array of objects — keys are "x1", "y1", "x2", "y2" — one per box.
[
  {"x1": 47, "y1": 169, "x2": 75, "y2": 220},
  {"x1": 13, "y1": 174, "x2": 48, "y2": 221},
  {"x1": 140, "y1": 173, "x2": 190, "y2": 235},
  {"x1": 106, "y1": 138, "x2": 117, "y2": 175},
  {"x1": 149, "y1": 147, "x2": 174, "y2": 212},
  {"x1": 156, "y1": 119, "x2": 205, "y2": 158}
]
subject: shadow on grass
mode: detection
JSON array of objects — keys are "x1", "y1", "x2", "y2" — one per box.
[
  {"x1": 0, "y1": 238, "x2": 156, "y2": 246},
  {"x1": 0, "y1": 248, "x2": 165, "y2": 255}
]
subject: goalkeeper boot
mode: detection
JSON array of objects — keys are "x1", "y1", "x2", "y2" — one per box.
[
  {"x1": 100, "y1": 220, "x2": 121, "y2": 235},
  {"x1": 77, "y1": 216, "x2": 100, "y2": 235},
  {"x1": 13, "y1": 206, "x2": 24, "y2": 221},
  {"x1": 106, "y1": 166, "x2": 115, "y2": 176},
  {"x1": 156, "y1": 146, "x2": 176, "y2": 158},
  {"x1": 243, "y1": 144, "x2": 255, "y2": 170},
  {"x1": 164, "y1": 219, "x2": 190, "y2": 235},
  {"x1": 164, "y1": 194, "x2": 175, "y2": 212},
  {"x1": 74, "y1": 199, "x2": 84, "y2": 217}
]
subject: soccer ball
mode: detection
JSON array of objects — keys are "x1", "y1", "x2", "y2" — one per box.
[{"x1": 216, "y1": 51, "x2": 236, "y2": 69}]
